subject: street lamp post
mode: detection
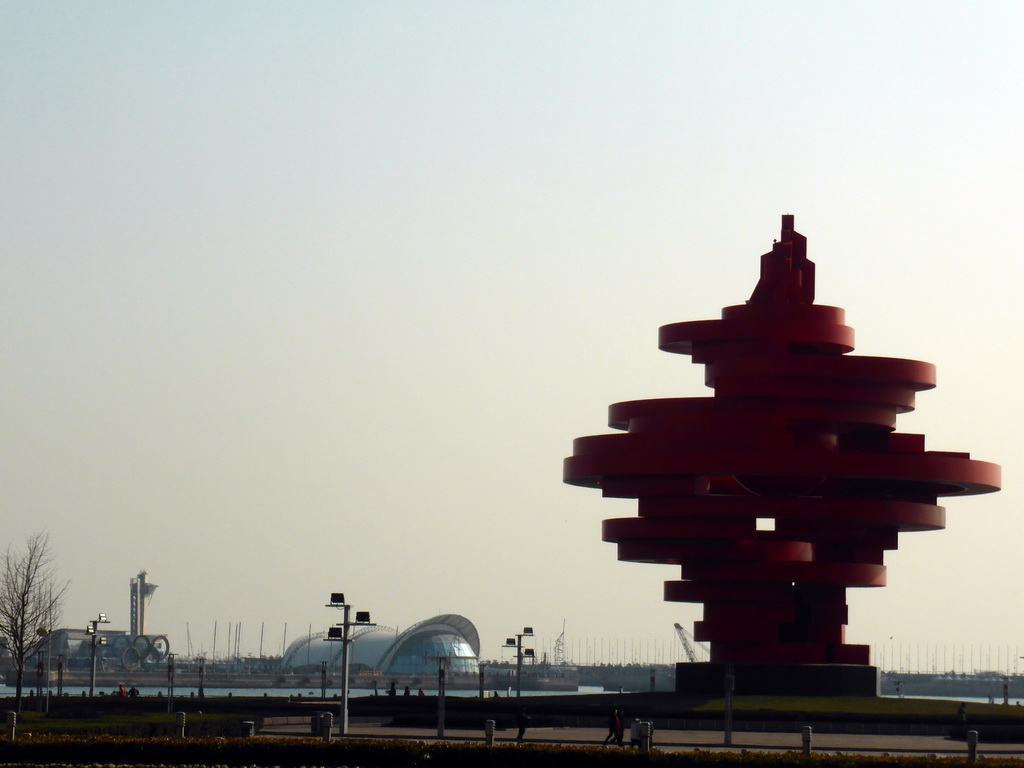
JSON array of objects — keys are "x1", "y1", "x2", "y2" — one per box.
[
  {"x1": 86, "y1": 613, "x2": 110, "y2": 698},
  {"x1": 503, "y1": 627, "x2": 534, "y2": 698},
  {"x1": 326, "y1": 593, "x2": 375, "y2": 736},
  {"x1": 34, "y1": 626, "x2": 51, "y2": 713},
  {"x1": 436, "y1": 656, "x2": 447, "y2": 737},
  {"x1": 429, "y1": 650, "x2": 476, "y2": 736},
  {"x1": 198, "y1": 656, "x2": 206, "y2": 699},
  {"x1": 167, "y1": 653, "x2": 176, "y2": 713},
  {"x1": 35, "y1": 653, "x2": 44, "y2": 712},
  {"x1": 44, "y1": 631, "x2": 52, "y2": 713}
]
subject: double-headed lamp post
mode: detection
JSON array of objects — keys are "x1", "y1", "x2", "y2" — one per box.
[
  {"x1": 503, "y1": 627, "x2": 534, "y2": 698},
  {"x1": 86, "y1": 613, "x2": 110, "y2": 697},
  {"x1": 326, "y1": 593, "x2": 375, "y2": 736}
]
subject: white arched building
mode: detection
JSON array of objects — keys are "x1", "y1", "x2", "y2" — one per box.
[{"x1": 282, "y1": 614, "x2": 480, "y2": 676}]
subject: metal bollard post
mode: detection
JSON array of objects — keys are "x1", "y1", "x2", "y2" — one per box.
[
  {"x1": 321, "y1": 711, "x2": 333, "y2": 742},
  {"x1": 967, "y1": 730, "x2": 979, "y2": 762},
  {"x1": 639, "y1": 721, "x2": 653, "y2": 752},
  {"x1": 175, "y1": 711, "x2": 186, "y2": 739},
  {"x1": 6, "y1": 711, "x2": 16, "y2": 741},
  {"x1": 485, "y1": 719, "x2": 495, "y2": 746},
  {"x1": 801, "y1": 725, "x2": 813, "y2": 756}
]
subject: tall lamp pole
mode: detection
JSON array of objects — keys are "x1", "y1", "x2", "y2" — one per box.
[
  {"x1": 86, "y1": 613, "x2": 110, "y2": 698},
  {"x1": 438, "y1": 656, "x2": 449, "y2": 737},
  {"x1": 35, "y1": 627, "x2": 52, "y2": 713},
  {"x1": 326, "y1": 593, "x2": 375, "y2": 736},
  {"x1": 167, "y1": 653, "x2": 176, "y2": 713},
  {"x1": 503, "y1": 627, "x2": 534, "y2": 698},
  {"x1": 198, "y1": 656, "x2": 206, "y2": 699},
  {"x1": 34, "y1": 653, "x2": 44, "y2": 712}
]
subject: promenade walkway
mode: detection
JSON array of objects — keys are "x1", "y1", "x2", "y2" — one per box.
[{"x1": 260, "y1": 719, "x2": 1024, "y2": 758}]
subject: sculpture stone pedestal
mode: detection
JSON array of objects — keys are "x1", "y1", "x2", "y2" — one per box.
[{"x1": 675, "y1": 662, "x2": 879, "y2": 697}]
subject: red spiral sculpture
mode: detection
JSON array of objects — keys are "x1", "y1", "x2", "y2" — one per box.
[{"x1": 564, "y1": 216, "x2": 1000, "y2": 666}]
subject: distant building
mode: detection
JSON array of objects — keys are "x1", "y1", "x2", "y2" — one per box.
[
  {"x1": 282, "y1": 614, "x2": 479, "y2": 676},
  {"x1": 129, "y1": 571, "x2": 158, "y2": 636},
  {"x1": 32, "y1": 628, "x2": 170, "y2": 671}
]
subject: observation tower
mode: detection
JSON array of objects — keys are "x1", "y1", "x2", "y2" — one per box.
[{"x1": 563, "y1": 216, "x2": 1000, "y2": 695}]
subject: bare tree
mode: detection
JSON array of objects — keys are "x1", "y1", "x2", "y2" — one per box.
[{"x1": 0, "y1": 531, "x2": 68, "y2": 710}]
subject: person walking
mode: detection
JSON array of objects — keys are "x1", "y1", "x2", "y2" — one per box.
[
  {"x1": 515, "y1": 707, "x2": 530, "y2": 743},
  {"x1": 614, "y1": 711, "x2": 625, "y2": 746},
  {"x1": 602, "y1": 709, "x2": 620, "y2": 744}
]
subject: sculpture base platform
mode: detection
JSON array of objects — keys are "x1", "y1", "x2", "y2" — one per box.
[{"x1": 675, "y1": 662, "x2": 879, "y2": 697}]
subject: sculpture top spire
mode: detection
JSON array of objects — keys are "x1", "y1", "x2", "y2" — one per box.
[{"x1": 748, "y1": 214, "x2": 815, "y2": 305}]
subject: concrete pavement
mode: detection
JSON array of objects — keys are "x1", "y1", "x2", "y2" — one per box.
[{"x1": 260, "y1": 719, "x2": 1024, "y2": 757}]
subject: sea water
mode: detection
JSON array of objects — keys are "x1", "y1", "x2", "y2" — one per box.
[{"x1": 10, "y1": 684, "x2": 607, "y2": 700}]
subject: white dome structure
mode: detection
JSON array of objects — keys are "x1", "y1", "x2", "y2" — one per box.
[{"x1": 282, "y1": 614, "x2": 480, "y2": 676}]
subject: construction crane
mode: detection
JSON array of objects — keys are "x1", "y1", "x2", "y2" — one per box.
[
  {"x1": 553, "y1": 619, "x2": 566, "y2": 665},
  {"x1": 673, "y1": 622, "x2": 708, "y2": 663}
]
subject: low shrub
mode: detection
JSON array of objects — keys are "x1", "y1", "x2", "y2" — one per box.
[
  {"x1": 0, "y1": 735, "x2": 1016, "y2": 768},
  {"x1": 4, "y1": 713, "x2": 256, "y2": 738}
]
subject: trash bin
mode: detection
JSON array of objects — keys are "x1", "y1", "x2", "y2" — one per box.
[{"x1": 320, "y1": 711, "x2": 333, "y2": 742}]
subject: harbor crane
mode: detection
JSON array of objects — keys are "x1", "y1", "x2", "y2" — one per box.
[
  {"x1": 673, "y1": 622, "x2": 708, "y2": 663},
  {"x1": 553, "y1": 620, "x2": 566, "y2": 666}
]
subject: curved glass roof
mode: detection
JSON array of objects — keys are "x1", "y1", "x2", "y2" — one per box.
[{"x1": 281, "y1": 614, "x2": 479, "y2": 675}]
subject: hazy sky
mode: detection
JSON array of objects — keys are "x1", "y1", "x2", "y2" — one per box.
[{"x1": 3, "y1": 2, "x2": 1023, "y2": 671}]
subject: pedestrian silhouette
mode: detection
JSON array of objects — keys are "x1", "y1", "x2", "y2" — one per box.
[
  {"x1": 603, "y1": 709, "x2": 620, "y2": 744},
  {"x1": 515, "y1": 707, "x2": 530, "y2": 743}
]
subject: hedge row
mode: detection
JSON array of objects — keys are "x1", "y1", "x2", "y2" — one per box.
[
  {"x1": 0, "y1": 735, "x2": 1013, "y2": 768},
  {"x1": 6, "y1": 714, "x2": 257, "y2": 738}
]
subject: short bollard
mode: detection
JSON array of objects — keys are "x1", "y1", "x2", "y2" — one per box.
[
  {"x1": 6, "y1": 711, "x2": 16, "y2": 741},
  {"x1": 801, "y1": 726, "x2": 813, "y2": 756},
  {"x1": 242, "y1": 720, "x2": 255, "y2": 737},
  {"x1": 639, "y1": 721, "x2": 653, "y2": 752},
  {"x1": 320, "y1": 711, "x2": 333, "y2": 742},
  {"x1": 967, "y1": 730, "x2": 979, "y2": 763},
  {"x1": 484, "y1": 719, "x2": 495, "y2": 746},
  {"x1": 176, "y1": 711, "x2": 186, "y2": 739}
]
